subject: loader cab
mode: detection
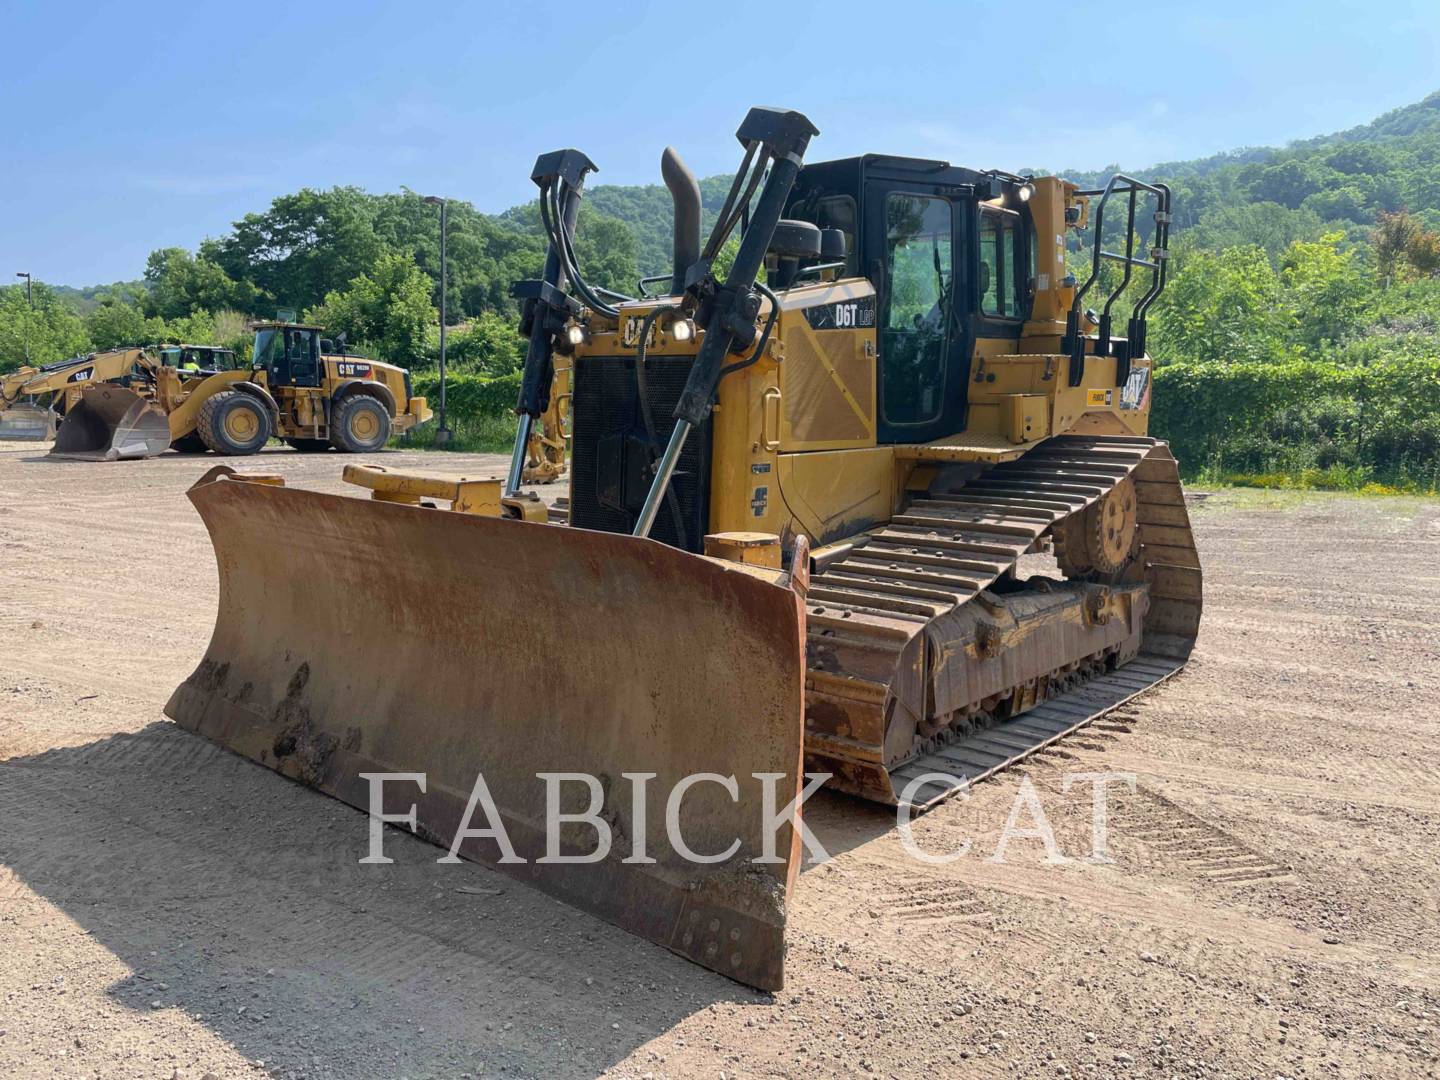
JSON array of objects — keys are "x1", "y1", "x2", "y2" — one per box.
[
  {"x1": 157, "y1": 345, "x2": 238, "y2": 374},
  {"x1": 251, "y1": 323, "x2": 323, "y2": 389},
  {"x1": 787, "y1": 156, "x2": 1035, "y2": 444}
]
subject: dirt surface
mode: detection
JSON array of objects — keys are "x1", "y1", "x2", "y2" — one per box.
[{"x1": 2, "y1": 441, "x2": 1438, "y2": 1079}]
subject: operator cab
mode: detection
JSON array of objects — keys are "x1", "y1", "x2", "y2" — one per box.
[
  {"x1": 251, "y1": 323, "x2": 323, "y2": 388},
  {"x1": 157, "y1": 344, "x2": 238, "y2": 374},
  {"x1": 784, "y1": 156, "x2": 1036, "y2": 444}
]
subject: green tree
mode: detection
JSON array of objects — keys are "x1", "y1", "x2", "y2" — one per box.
[
  {"x1": 208, "y1": 187, "x2": 386, "y2": 313},
  {"x1": 438, "y1": 312, "x2": 526, "y2": 376},
  {"x1": 1187, "y1": 202, "x2": 1324, "y2": 262},
  {"x1": 1280, "y1": 232, "x2": 1368, "y2": 350},
  {"x1": 371, "y1": 192, "x2": 550, "y2": 320},
  {"x1": 0, "y1": 283, "x2": 91, "y2": 371},
  {"x1": 85, "y1": 298, "x2": 149, "y2": 350},
  {"x1": 1151, "y1": 246, "x2": 1290, "y2": 364},
  {"x1": 1247, "y1": 160, "x2": 1323, "y2": 209},
  {"x1": 143, "y1": 247, "x2": 260, "y2": 319},
  {"x1": 1301, "y1": 185, "x2": 1369, "y2": 224},
  {"x1": 572, "y1": 207, "x2": 639, "y2": 297},
  {"x1": 307, "y1": 252, "x2": 436, "y2": 364}
]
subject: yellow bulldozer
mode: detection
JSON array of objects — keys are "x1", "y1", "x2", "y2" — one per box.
[
  {"x1": 166, "y1": 108, "x2": 1201, "y2": 991},
  {"x1": 41, "y1": 324, "x2": 431, "y2": 460}
]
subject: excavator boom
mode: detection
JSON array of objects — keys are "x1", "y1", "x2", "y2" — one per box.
[{"x1": 2, "y1": 348, "x2": 151, "y2": 443}]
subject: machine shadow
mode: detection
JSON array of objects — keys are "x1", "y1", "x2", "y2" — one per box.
[
  {"x1": 798, "y1": 789, "x2": 907, "y2": 872},
  {"x1": 0, "y1": 722, "x2": 759, "y2": 1078}
]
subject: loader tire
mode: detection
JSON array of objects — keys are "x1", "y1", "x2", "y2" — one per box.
[
  {"x1": 330, "y1": 395, "x2": 390, "y2": 453},
  {"x1": 197, "y1": 391, "x2": 272, "y2": 456},
  {"x1": 284, "y1": 437, "x2": 332, "y2": 452},
  {"x1": 171, "y1": 433, "x2": 209, "y2": 454}
]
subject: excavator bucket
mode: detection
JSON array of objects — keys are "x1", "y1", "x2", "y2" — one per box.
[
  {"x1": 0, "y1": 403, "x2": 57, "y2": 441},
  {"x1": 166, "y1": 469, "x2": 810, "y2": 990},
  {"x1": 49, "y1": 385, "x2": 171, "y2": 460}
]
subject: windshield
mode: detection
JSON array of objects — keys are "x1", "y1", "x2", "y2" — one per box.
[{"x1": 252, "y1": 329, "x2": 282, "y2": 370}]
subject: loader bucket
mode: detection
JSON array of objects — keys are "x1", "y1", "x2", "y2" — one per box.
[
  {"x1": 167, "y1": 469, "x2": 809, "y2": 990},
  {"x1": 0, "y1": 403, "x2": 57, "y2": 441},
  {"x1": 49, "y1": 385, "x2": 171, "y2": 460}
]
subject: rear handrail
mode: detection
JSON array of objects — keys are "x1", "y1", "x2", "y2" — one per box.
[{"x1": 1062, "y1": 174, "x2": 1171, "y2": 386}]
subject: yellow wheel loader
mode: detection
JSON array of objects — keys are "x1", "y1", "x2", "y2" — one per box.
[
  {"x1": 167, "y1": 108, "x2": 1201, "y2": 991},
  {"x1": 48, "y1": 324, "x2": 432, "y2": 460}
]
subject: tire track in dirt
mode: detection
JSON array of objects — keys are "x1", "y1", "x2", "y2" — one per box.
[
  {"x1": 0, "y1": 723, "x2": 738, "y2": 1078},
  {"x1": 1118, "y1": 753, "x2": 1440, "y2": 814},
  {"x1": 1112, "y1": 785, "x2": 1295, "y2": 886}
]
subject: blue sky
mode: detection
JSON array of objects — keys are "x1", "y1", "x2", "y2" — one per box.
[{"x1": 2, "y1": 0, "x2": 1438, "y2": 286}]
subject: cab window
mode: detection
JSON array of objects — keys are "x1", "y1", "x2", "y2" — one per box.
[
  {"x1": 979, "y1": 207, "x2": 1024, "y2": 319},
  {"x1": 881, "y1": 193, "x2": 952, "y2": 427},
  {"x1": 253, "y1": 329, "x2": 282, "y2": 369}
]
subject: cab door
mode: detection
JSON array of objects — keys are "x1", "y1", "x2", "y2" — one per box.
[
  {"x1": 865, "y1": 183, "x2": 970, "y2": 444},
  {"x1": 283, "y1": 329, "x2": 321, "y2": 388}
]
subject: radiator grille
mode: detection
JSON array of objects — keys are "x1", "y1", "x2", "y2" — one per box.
[{"x1": 569, "y1": 355, "x2": 711, "y2": 553}]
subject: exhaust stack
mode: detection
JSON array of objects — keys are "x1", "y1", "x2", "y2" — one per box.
[{"x1": 661, "y1": 146, "x2": 701, "y2": 295}]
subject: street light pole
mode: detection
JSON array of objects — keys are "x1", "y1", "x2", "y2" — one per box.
[
  {"x1": 15, "y1": 272, "x2": 32, "y2": 366},
  {"x1": 422, "y1": 196, "x2": 451, "y2": 446}
]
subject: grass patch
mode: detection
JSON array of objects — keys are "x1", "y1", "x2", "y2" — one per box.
[
  {"x1": 393, "y1": 414, "x2": 519, "y2": 454},
  {"x1": 1191, "y1": 461, "x2": 1437, "y2": 496}
]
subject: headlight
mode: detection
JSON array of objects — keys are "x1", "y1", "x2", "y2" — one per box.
[
  {"x1": 669, "y1": 317, "x2": 695, "y2": 343},
  {"x1": 566, "y1": 324, "x2": 586, "y2": 347},
  {"x1": 1017, "y1": 182, "x2": 1035, "y2": 203}
]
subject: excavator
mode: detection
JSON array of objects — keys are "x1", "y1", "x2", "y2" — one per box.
[
  {"x1": 167, "y1": 107, "x2": 1202, "y2": 991},
  {"x1": 0, "y1": 346, "x2": 190, "y2": 445}
]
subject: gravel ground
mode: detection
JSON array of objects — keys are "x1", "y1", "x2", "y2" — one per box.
[{"x1": 1, "y1": 440, "x2": 1438, "y2": 1079}]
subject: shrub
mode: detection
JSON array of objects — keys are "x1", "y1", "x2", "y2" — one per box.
[{"x1": 1152, "y1": 350, "x2": 1440, "y2": 490}]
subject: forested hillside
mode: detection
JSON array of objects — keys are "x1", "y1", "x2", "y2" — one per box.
[{"x1": 3, "y1": 93, "x2": 1438, "y2": 487}]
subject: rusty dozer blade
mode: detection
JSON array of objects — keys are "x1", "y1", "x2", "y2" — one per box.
[
  {"x1": 166, "y1": 469, "x2": 809, "y2": 991},
  {"x1": 0, "y1": 403, "x2": 58, "y2": 441},
  {"x1": 49, "y1": 385, "x2": 171, "y2": 460}
]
